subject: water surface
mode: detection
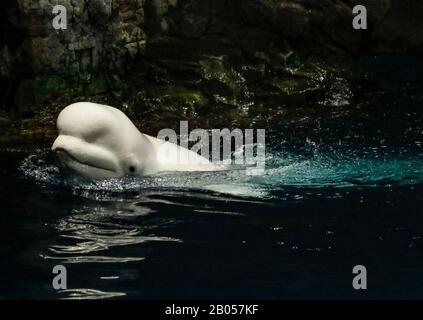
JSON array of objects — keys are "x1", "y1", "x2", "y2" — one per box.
[{"x1": 1, "y1": 54, "x2": 423, "y2": 299}]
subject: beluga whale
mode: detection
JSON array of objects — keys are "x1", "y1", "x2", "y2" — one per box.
[{"x1": 52, "y1": 102, "x2": 218, "y2": 179}]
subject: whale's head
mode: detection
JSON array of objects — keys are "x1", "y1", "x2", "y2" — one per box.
[{"x1": 52, "y1": 102, "x2": 155, "y2": 179}]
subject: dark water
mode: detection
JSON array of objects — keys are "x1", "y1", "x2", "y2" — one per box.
[{"x1": 1, "y1": 55, "x2": 423, "y2": 299}]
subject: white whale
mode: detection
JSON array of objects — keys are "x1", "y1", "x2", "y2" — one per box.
[{"x1": 51, "y1": 102, "x2": 218, "y2": 179}]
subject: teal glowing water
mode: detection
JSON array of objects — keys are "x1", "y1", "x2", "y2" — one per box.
[{"x1": 19, "y1": 140, "x2": 423, "y2": 199}]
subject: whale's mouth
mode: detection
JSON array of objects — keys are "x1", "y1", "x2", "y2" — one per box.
[{"x1": 53, "y1": 148, "x2": 116, "y2": 174}]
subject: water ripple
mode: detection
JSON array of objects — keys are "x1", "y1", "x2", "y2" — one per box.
[{"x1": 59, "y1": 289, "x2": 126, "y2": 300}]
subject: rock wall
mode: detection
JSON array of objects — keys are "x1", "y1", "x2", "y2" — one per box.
[{"x1": 0, "y1": 0, "x2": 422, "y2": 121}]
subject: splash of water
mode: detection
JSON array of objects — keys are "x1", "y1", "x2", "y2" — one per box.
[{"x1": 19, "y1": 147, "x2": 423, "y2": 199}]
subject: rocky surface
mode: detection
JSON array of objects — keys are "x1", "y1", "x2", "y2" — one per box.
[{"x1": 0, "y1": 0, "x2": 422, "y2": 146}]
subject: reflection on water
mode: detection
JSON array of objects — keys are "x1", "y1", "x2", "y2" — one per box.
[
  {"x1": 42, "y1": 204, "x2": 181, "y2": 263},
  {"x1": 59, "y1": 288, "x2": 126, "y2": 300}
]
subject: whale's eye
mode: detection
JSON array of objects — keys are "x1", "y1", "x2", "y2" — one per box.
[{"x1": 123, "y1": 155, "x2": 139, "y2": 175}]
